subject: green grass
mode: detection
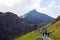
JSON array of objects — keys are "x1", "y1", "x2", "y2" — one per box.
[
  {"x1": 15, "y1": 31, "x2": 42, "y2": 40},
  {"x1": 47, "y1": 20, "x2": 60, "y2": 40}
]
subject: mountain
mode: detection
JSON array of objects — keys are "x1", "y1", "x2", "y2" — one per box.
[
  {"x1": 20, "y1": 10, "x2": 54, "y2": 24},
  {"x1": 0, "y1": 12, "x2": 23, "y2": 40},
  {"x1": 0, "y1": 12, "x2": 41, "y2": 40}
]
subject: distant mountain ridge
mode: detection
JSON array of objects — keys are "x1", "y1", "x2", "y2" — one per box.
[{"x1": 20, "y1": 10, "x2": 54, "y2": 24}]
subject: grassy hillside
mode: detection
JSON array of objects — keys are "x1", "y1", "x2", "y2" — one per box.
[
  {"x1": 47, "y1": 20, "x2": 60, "y2": 40},
  {"x1": 15, "y1": 31, "x2": 42, "y2": 40},
  {"x1": 15, "y1": 20, "x2": 60, "y2": 40}
]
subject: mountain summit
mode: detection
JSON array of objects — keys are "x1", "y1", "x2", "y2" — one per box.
[{"x1": 20, "y1": 10, "x2": 54, "y2": 24}]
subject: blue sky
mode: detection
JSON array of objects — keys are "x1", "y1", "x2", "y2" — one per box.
[
  {"x1": 40, "y1": 0, "x2": 60, "y2": 7},
  {"x1": 0, "y1": 0, "x2": 60, "y2": 18},
  {"x1": 55, "y1": 0, "x2": 60, "y2": 5},
  {"x1": 40, "y1": 0, "x2": 52, "y2": 8}
]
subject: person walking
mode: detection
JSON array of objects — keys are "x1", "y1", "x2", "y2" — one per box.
[{"x1": 41, "y1": 28, "x2": 52, "y2": 40}]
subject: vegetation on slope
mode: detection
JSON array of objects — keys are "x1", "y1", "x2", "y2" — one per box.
[
  {"x1": 47, "y1": 20, "x2": 60, "y2": 40},
  {"x1": 15, "y1": 30, "x2": 42, "y2": 40},
  {"x1": 15, "y1": 20, "x2": 60, "y2": 40}
]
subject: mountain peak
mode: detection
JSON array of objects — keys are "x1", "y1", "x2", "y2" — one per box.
[
  {"x1": 28, "y1": 10, "x2": 41, "y2": 14},
  {"x1": 20, "y1": 10, "x2": 54, "y2": 24}
]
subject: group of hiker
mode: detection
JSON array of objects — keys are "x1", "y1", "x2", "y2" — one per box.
[
  {"x1": 41, "y1": 28, "x2": 52, "y2": 40},
  {"x1": 34, "y1": 28, "x2": 52, "y2": 40}
]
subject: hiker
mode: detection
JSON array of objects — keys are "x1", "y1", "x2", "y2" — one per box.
[{"x1": 41, "y1": 28, "x2": 52, "y2": 40}]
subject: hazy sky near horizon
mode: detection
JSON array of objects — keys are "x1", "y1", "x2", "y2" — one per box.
[{"x1": 0, "y1": 0, "x2": 60, "y2": 18}]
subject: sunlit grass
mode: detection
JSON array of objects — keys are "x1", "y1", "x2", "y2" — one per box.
[
  {"x1": 15, "y1": 31, "x2": 42, "y2": 40},
  {"x1": 47, "y1": 20, "x2": 60, "y2": 40}
]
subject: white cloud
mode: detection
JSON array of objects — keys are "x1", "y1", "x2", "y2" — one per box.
[
  {"x1": 33, "y1": 0, "x2": 47, "y2": 14},
  {"x1": 0, "y1": 0, "x2": 35, "y2": 16},
  {"x1": 36, "y1": 0, "x2": 60, "y2": 18},
  {"x1": 0, "y1": 0, "x2": 42, "y2": 16},
  {"x1": 33, "y1": 0, "x2": 41, "y2": 8},
  {"x1": 0, "y1": 0, "x2": 60, "y2": 18},
  {"x1": 0, "y1": 0, "x2": 21, "y2": 7},
  {"x1": 45, "y1": 0, "x2": 60, "y2": 18}
]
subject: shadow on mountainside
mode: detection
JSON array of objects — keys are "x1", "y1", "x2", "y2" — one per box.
[{"x1": 0, "y1": 12, "x2": 42, "y2": 40}]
